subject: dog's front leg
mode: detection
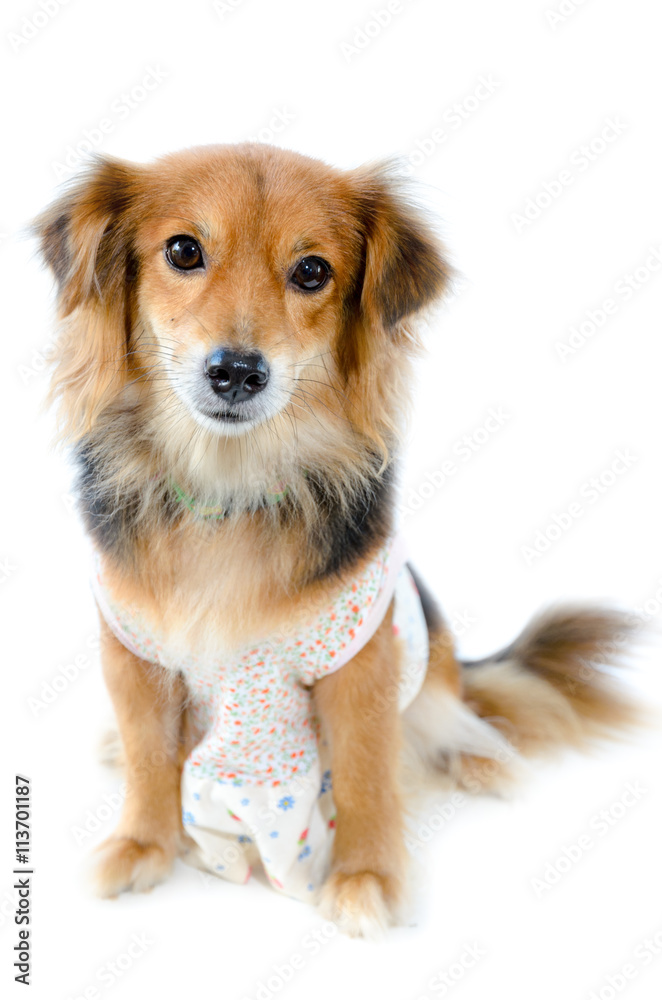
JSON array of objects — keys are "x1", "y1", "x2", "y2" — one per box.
[
  {"x1": 314, "y1": 603, "x2": 406, "y2": 938},
  {"x1": 92, "y1": 618, "x2": 190, "y2": 897}
]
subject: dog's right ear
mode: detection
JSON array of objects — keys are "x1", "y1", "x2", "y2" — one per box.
[
  {"x1": 34, "y1": 156, "x2": 143, "y2": 316},
  {"x1": 33, "y1": 157, "x2": 144, "y2": 439}
]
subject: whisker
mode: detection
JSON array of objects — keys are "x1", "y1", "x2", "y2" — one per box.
[{"x1": 286, "y1": 351, "x2": 333, "y2": 369}]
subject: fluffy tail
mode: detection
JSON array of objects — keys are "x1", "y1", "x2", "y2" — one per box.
[{"x1": 404, "y1": 606, "x2": 646, "y2": 794}]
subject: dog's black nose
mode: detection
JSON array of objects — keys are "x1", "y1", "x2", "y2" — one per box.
[{"x1": 204, "y1": 350, "x2": 269, "y2": 401}]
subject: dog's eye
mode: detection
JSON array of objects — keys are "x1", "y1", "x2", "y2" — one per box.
[
  {"x1": 165, "y1": 236, "x2": 204, "y2": 271},
  {"x1": 290, "y1": 256, "x2": 330, "y2": 291}
]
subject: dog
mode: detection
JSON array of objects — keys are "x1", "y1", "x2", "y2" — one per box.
[{"x1": 34, "y1": 143, "x2": 640, "y2": 938}]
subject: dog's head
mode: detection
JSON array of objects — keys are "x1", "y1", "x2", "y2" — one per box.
[{"x1": 35, "y1": 144, "x2": 451, "y2": 478}]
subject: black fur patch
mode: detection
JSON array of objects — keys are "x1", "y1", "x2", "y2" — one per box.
[
  {"x1": 376, "y1": 225, "x2": 448, "y2": 329},
  {"x1": 38, "y1": 212, "x2": 70, "y2": 288},
  {"x1": 75, "y1": 446, "x2": 177, "y2": 565},
  {"x1": 461, "y1": 644, "x2": 514, "y2": 670},
  {"x1": 406, "y1": 563, "x2": 444, "y2": 636},
  {"x1": 305, "y1": 461, "x2": 395, "y2": 581},
  {"x1": 76, "y1": 448, "x2": 138, "y2": 562}
]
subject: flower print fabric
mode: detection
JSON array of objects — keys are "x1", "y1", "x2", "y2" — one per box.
[{"x1": 93, "y1": 534, "x2": 429, "y2": 902}]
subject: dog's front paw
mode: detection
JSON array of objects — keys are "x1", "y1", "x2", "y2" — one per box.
[
  {"x1": 91, "y1": 836, "x2": 176, "y2": 898},
  {"x1": 319, "y1": 871, "x2": 396, "y2": 939}
]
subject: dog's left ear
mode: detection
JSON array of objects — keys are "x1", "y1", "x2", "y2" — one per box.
[{"x1": 352, "y1": 166, "x2": 452, "y2": 336}]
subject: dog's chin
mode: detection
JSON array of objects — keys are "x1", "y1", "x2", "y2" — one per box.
[{"x1": 189, "y1": 406, "x2": 266, "y2": 438}]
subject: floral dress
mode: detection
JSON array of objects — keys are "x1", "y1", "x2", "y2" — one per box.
[{"x1": 93, "y1": 535, "x2": 429, "y2": 902}]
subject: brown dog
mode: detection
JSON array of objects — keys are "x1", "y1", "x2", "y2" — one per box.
[{"x1": 35, "y1": 144, "x2": 639, "y2": 937}]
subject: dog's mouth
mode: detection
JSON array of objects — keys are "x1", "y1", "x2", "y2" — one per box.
[{"x1": 207, "y1": 409, "x2": 250, "y2": 423}]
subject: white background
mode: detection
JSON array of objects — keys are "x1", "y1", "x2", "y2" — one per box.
[{"x1": 1, "y1": 0, "x2": 661, "y2": 998}]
